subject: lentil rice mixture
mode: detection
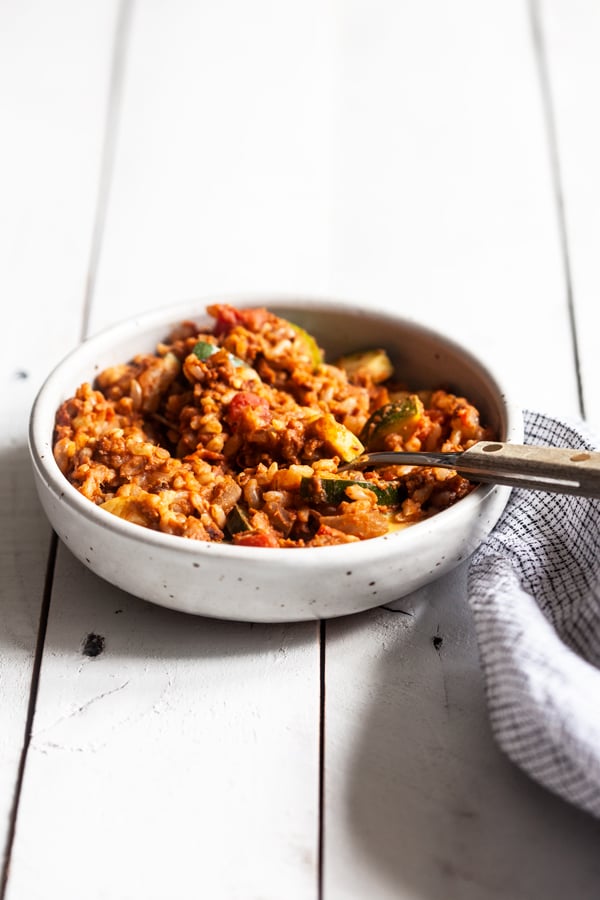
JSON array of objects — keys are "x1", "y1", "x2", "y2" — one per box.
[{"x1": 53, "y1": 305, "x2": 494, "y2": 547}]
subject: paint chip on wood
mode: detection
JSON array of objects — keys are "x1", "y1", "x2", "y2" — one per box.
[{"x1": 82, "y1": 633, "x2": 105, "y2": 657}]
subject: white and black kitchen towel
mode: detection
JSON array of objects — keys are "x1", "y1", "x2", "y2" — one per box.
[{"x1": 468, "y1": 409, "x2": 600, "y2": 819}]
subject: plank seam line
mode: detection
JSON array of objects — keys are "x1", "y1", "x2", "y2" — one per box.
[
  {"x1": 318, "y1": 619, "x2": 326, "y2": 899},
  {"x1": 0, "y1": 533, "x2": 58, "y2": 900},
  {"x1": 81, "y1": 0, "x2": 135, "y2": 342},
  {"x1": 529, "y1": 0, "x2": 586, "y2": 419}
]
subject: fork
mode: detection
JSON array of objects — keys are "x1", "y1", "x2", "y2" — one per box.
[{"x1": 339, "y1": 441, "x2": 600, "y2": 498}]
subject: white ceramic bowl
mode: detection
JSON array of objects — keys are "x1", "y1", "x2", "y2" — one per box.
[{"x1": 29, "y1": 297, "x2": 522, "y2": 622}]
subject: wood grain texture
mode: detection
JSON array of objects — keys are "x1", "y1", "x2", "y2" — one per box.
[{"x1": 0, "y1": 0, "x2": 119, "y2": 870}]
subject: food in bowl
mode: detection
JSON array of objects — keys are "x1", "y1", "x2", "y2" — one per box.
[{"x1": 52, "y1": 304, "x2": 495, "y2": 548}]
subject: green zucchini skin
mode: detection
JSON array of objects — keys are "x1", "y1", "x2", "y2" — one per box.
[
  {"x1": 192, "y1": 340, "x2": 246, "y2": 368},
  {"x1": 300, "y1": 474, "x2": 401, "y2": 507},
  {"x1": 360, "y1": 395, "x2": 424, "y2": 449},
  {"x1": 225, "y1": 503, "x2": 252, "y2": 536},
  {"x1": 286, "y1": 321, "x2": 323, "y2": 370},
  {"x1": 192, "y1": 340, "x2": 218, "y2": 361}
]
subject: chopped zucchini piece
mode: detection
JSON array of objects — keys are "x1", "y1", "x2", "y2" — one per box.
[
  {"x1": 336, "y1": 348, "x2": 394, "y2": 384},
  {"x1": 300, "y1": 474, "x2": 400, "y2": 506},
  {"x1": 192, "y1": 340, "x2": 218, "y2": 361},
  {"x1": 192, "y1": 340, "x2": 246, "y2": 368},
  {"x1": 312, "y1": 414, "x2": 365, "y2": 462},
  {"x1": 287, "y1": 320, "x2": 323, "y2": 369},
  {"x1": 360, "y1": 395, "x2": 424, "y2": 449},
  {"x1": 226, "y1": 503, "x2": 252, "y2": 537}
]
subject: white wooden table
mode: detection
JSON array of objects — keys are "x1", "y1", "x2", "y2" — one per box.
[{"x1": 2, "y1": 2, "x2": 600, "y2": 897}]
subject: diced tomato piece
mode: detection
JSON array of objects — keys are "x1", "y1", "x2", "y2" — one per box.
[
  {"x1": 227, "y1": 391, "x2": 271, "y2": 427},
  {"x1": 208, "y1": 304, "x2": 245, "y2": 336},
  {"x1": 237, "y1": 307, "x2": 271, "y2": 332},
  {"x1": 209, "y1": 304, "x2": 271, "y2": 336}
]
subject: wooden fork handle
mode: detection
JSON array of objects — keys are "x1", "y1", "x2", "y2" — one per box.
[{"x1": 459, "y1": 442, "x2": 600, "y2": 498}]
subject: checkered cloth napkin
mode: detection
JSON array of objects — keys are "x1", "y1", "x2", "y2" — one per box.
[{"x1": 468, "y1": 409, "x2": 600, "y2": 818}]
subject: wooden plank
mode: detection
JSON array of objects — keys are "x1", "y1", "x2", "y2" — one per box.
[
  {"x1": 322, "y1": 1, "x2": 600, "y2": 898},
  {"x1": 0, "y1": 0, "x2": 119, "y2": 873},
  {"x1": 9, "y1": 551, "x2": 320, "y2": 900},
  {"x1": 87, "y1": 0, "x2": 339, "y2": 331},
  {"x1": 7, "y1": 3, "x2": 324, "y2": 897},
  {"x1": 537, "y1": 0, "x2": 600, "y2": 434},
  {"x1": 321, "y1": 0, "x2": 578, "y2": 420}
]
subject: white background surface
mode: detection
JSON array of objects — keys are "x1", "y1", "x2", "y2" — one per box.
[{"x1": 2, "y1": 1, "x2": 600, "y2": 898}]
